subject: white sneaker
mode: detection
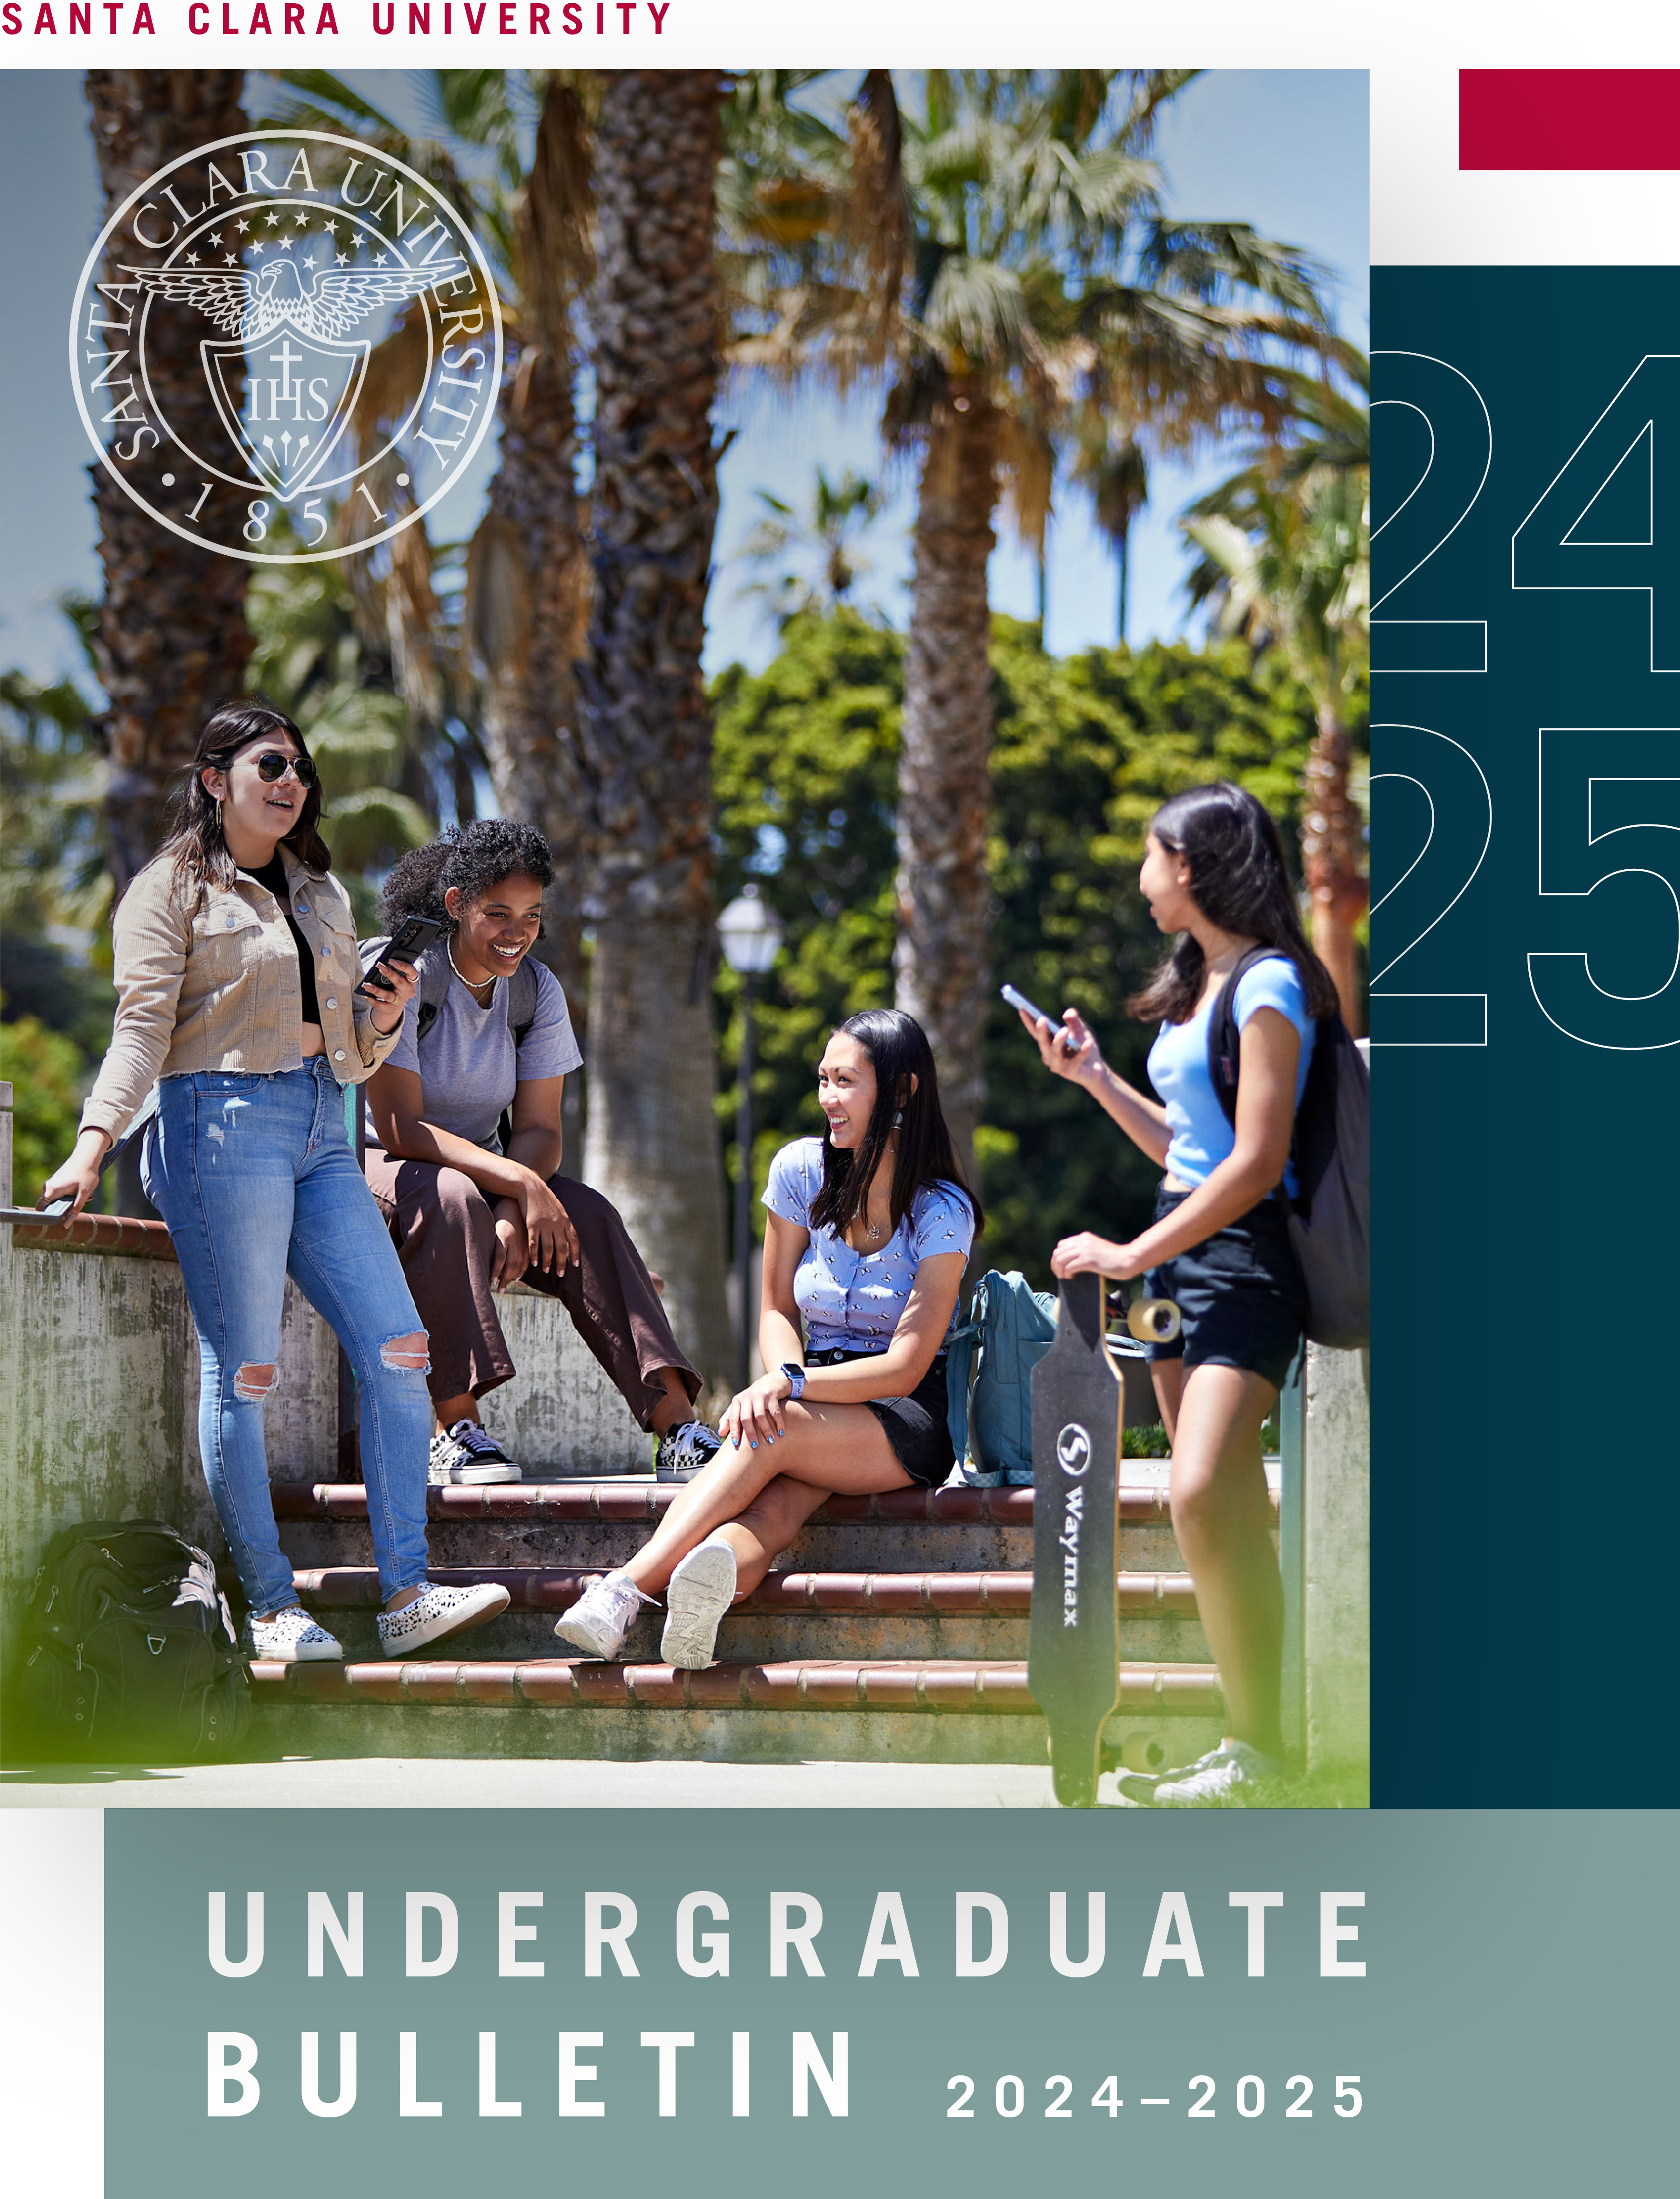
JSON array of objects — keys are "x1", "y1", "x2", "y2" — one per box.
[
  {"x1": 654, "y1": 1419, "x2": 724, "y2": 1482},
  {"x1": 1150, "y1": 1739, "x2": 1286, "y2": 1805},
  {"x1": 429, "y1": 1420, "x2": 522, "y2": 1484},
  {"x1": 660, "y1": 1536, "x2": 737, "y2": 1669},
  {"x1": 244, "y1": 1605, "x2": 343, "y2": 1662},
  {"x1": 553, "y1": 1571, "x2": 648, "y2": 1660},
  {"x1": 376, "y1": 1580, "x2": 511, "y2": 1657}
]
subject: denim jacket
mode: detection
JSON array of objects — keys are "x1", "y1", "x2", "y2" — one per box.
[{"x1": 80, "y1": 845, "x2": 402, "y2": 1144}]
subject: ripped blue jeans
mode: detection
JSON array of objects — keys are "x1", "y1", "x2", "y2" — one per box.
[{"x1": 142, "y1": 1056, "x2": 431, "y2": 1614}]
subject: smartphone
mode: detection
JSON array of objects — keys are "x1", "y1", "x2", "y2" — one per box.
[
  {"x1": 356, "y1": 914, "x2": 445, "y2": 998},
  {"x1": 1001, "y1": 982, "x2": 1075, "y2": 1050},
  {"x1": 39, "y1": 1196, "x2": 74, "y2": 1219}
]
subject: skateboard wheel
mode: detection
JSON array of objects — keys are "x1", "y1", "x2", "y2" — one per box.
[
  {"x1": 1126, "y1": 1297, "x2": 1182, "y2": 1344},
  {"x1": 1119, "y1": 1731, "x2": 1170, "y2": 1773}
]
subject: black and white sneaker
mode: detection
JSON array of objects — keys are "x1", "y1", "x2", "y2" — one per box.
[
  {"x1": 429, "y1": 1420, "x2": 522, "y2": 1484},
  {"x1": 377, "y1": 1581, "x2": 511, "y2": 1657},
  {"x1": 653, "y1": 1419, "x2": 724, "y2": 1482}
]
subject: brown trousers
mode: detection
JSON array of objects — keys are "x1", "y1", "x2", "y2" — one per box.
[{"x1": 364, "y1": 1153, "x2": 700, "y2": 1426}]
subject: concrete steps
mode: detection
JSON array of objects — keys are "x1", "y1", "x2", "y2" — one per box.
[
  {"x1": 288, "y1": 1564, "x2": 1206, "y2": 1663},
  {"x1": 254, "y1": 1475, "x2": 1248, "y2": 1767},
  {"x1": 246, "y1": 1655, "x2": 1224, "y2": 1765}
]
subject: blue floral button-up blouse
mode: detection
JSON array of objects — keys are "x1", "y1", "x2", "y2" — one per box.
[{"x1": 762, "y1": 1137, "x2": 976, "y2": 1353}]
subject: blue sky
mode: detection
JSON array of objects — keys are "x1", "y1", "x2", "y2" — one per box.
[{"x1": 0, "y1": 68, "x2": 1367, "y2": 693}]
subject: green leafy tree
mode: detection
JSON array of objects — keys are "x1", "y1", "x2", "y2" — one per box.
[
  {"x1": 0, "y1": 1013, "x2": 91, "y2": 1208},
  {"x1": 1, "y1": 599, "x2": 118, "y2": 1056}
]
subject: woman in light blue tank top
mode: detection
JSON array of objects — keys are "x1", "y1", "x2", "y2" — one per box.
[{"x1": 1015, "y1": 782, "x2": 1343, "y2": 1801}]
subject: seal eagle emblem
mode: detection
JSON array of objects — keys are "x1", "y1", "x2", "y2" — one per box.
[{"x1": 69, "y1": 131, "x2": 502, "y2": 562}]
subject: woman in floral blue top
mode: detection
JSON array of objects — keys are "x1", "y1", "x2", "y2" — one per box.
[{"x1": 555, "y1": 1010, "x2": 982, "y2": 1670}]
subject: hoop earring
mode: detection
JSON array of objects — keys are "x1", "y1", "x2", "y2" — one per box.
[{"x1": 214, "y1": 798, "x2": 223, "y2": 833}]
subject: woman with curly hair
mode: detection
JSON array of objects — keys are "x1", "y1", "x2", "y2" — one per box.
[{"x1": 362, "y1": 820, "x2": 718, "y2": 1481}]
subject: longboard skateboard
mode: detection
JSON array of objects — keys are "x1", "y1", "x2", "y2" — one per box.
[{"x1": 1029, "y1": 1271, "x2": 1180, "y2": 1806}]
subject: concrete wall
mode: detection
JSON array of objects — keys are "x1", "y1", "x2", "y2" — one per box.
[{"x1": 0, "y1": 1084, "x2": 647, "y2": 1676}]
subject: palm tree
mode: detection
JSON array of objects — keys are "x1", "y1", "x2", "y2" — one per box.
[
  {"x1": 579, "y1": 69, "x2": 736, "y2": 1393},
  {"x1": 734, "y1": 464, "x2": 887, "y2": 628},
  {"x1": 1181, "y1": 365, "x2": 1371, "y2": 1026},
  {"x1": 268, "y1": 71, "x2": 596, "y2": 995},
  {"x1": 84, "y1": 71, "x2": 255, "y2": 895},
  {"x1": 741, "y1": 70, "x2": 1344, "y2": 1171}
]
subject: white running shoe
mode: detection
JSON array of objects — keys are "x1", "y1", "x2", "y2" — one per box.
[
  {"x1": 1150, "y1": 1739, "x2": 1286, "y2": 1805},
  {"x1": 660, "y1": 1536, "x2": 738, "y2": 1669},
  {"x1": 653, "y1": 1419, "x2": 724, "y2": 1482},
  {"x1": 429, "y1": 1420, "x2": 522, "y2": 1484},
  {"x1": 244, "y1": 1605, "x2": 343, "y2": 1662},
  {"x1": 376, "y1": 1580, "x2": 511, "y2": 1657},
  {"x1": 553, "y1": 1571, "x2": 648, "y2": 1660}
]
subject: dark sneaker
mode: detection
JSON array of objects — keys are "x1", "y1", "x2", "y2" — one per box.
[
  {"x1": 654, "y1": 1419, "x2": 724, "y2": 1482},
  {"x1": 429, "y1": 1420, "x2": 522, "y2": 1485}
]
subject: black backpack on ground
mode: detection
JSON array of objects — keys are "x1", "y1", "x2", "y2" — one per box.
[
  {"x1": 18, "y1": 1521, "x2": 251, "y2": 1758},
  {"x1": 1209, "y1": 947, "x2": 1370, "y2": 1351}
]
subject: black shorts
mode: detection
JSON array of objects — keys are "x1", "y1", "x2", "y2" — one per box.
[
  {"x1": 805, "y1": 1347, "x2": 955, "y2": 1490},
  {"x1": 1140, "y1": 1186, "x2": 1305, "y2": 1395}
]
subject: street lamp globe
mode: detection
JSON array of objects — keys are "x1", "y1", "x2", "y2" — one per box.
[{"x1": 718, "y1": 883, "x2": 784, "y2": 975}]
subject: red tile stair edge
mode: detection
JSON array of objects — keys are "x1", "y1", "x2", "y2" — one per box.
[
  {"x1": 271, "y1": 1480, "x2": 1276, "y2": 1524},
  {"x1": 288, "y1": 1565, "x2": 1200, "y2": 1618},
  {"x1": 249, "y1": 1657, "x2": 1223, "y2": 1716}
]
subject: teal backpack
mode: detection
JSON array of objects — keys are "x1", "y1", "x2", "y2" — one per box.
[{"x1": 945, "y1": 1269, "x2": 1058, "y2": 1486}]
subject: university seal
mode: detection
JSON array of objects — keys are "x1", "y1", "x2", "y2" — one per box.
[{"x1": 69, "y1": 130, "x2": 502, "y2": 562}]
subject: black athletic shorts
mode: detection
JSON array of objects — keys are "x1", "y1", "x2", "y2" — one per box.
[
  {"x1": 1140, "y1": 1185, "x2": 1306, "y2": 1394},
  {"x1": 805, "y1": 1347, "x2": 955, "y2": 1489}
]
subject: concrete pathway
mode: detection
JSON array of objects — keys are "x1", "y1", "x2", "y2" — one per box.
[{"x1": 0, "y1": 1756, "x2": 1107, "y2": 1808}]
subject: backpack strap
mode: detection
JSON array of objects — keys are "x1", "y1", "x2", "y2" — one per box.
[
  {"x1": 508, "y1": 955, "x2": 540, "y2": 1050},
  {"x1": 1207, "y1": 945, "x2": 1294, "y2": 1127}
]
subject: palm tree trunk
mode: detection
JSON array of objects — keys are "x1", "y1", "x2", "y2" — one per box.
[
  {"x1": 1302, "y1": 700, "x2": 1367, "y2": 1033},
  {"x1": 474, "y1": 335, "x2": 592, "y2": 1008},
  {"x1": 579, "y1": 69, "x2": 734, "y2": 1394},
  {"x1": 895, "y1": 400, "x2": 999, "y2": 1179},
  {"x1": 84, "y1": 71, "x2": 253, "y2": 895}
]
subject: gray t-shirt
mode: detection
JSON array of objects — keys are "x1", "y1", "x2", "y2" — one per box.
[{"x1": 364, "y1": 956, "x2": 583, "y2": 1152}]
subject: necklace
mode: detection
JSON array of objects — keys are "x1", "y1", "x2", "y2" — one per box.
[{"x1": 447, "y1": 938, "x2": 495, "y2": 1002}]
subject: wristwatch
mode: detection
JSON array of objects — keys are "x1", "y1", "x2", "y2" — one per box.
[{"x1": 781, "y1": 1362, "x2": 807, "y2": 1401}]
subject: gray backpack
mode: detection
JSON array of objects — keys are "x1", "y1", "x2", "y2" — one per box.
[{"x1": 1210, "y1": 948, "x2": 1370, "y2": 1351}]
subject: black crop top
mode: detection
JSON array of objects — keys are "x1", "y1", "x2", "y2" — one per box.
[{"x1": 239, "y1": 855, "x2": 323, "y2": 1026}]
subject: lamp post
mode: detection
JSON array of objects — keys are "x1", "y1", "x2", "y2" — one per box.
[{"x1": 718, "y1": 884, "x2": 785, "y2": 1389}]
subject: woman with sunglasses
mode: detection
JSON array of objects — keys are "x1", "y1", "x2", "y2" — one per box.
[{"x1": 40, "y1": 700, "x2": 509, "y2": 1663}]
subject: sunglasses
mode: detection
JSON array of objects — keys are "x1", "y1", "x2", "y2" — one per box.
[{"x1": 251, "y1": 751, "x2": 318, "y2": 788}]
